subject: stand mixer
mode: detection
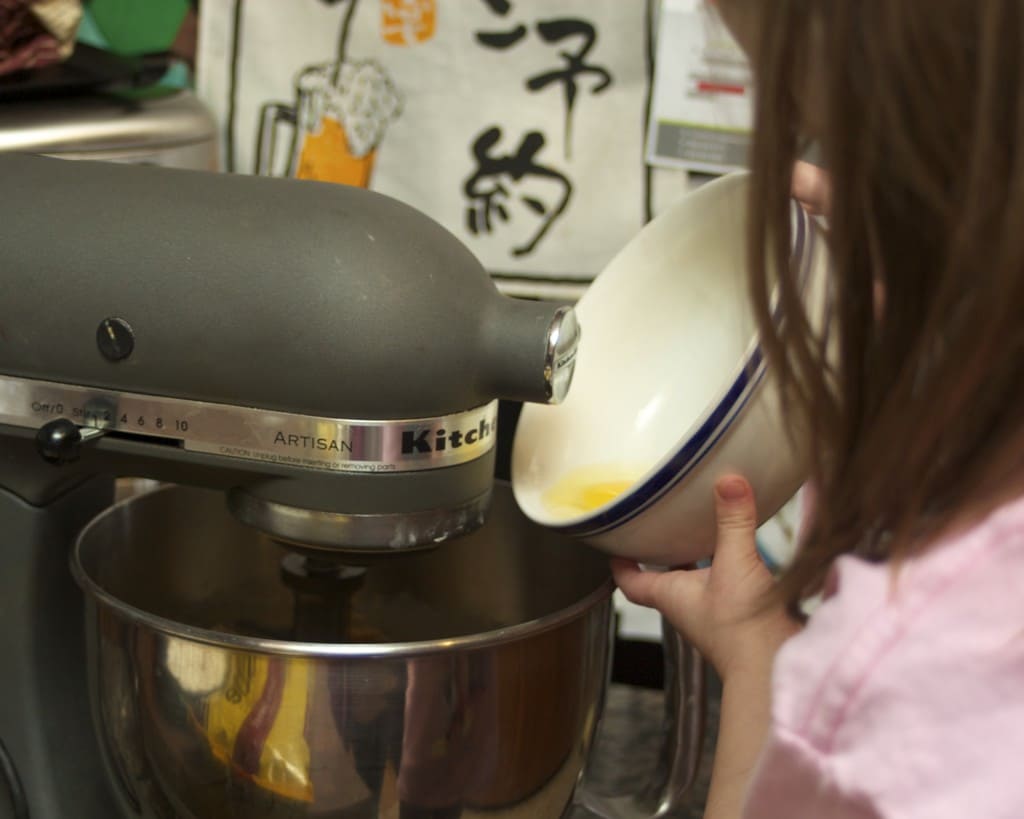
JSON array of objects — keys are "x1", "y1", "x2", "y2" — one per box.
[{"x1": 0, "y1": 152, "x2": 588, "y2": 817}]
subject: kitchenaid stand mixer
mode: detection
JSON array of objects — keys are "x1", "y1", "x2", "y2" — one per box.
[{"x1": 0, "y1": 154, "x2": 701, "y2": 819}]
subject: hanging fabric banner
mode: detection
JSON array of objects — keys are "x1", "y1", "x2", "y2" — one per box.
[{"x1": 197, "y1": 0, "x2": 667, "y2": 282}]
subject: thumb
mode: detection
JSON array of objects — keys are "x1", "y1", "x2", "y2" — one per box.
[{"x1": 713, "y1": 475, "x2": 759, "y2": 565}]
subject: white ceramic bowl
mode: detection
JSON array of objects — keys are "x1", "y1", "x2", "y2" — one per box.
[{"x1": 511, "y1": 172, "x2": 830, "y2": 566}]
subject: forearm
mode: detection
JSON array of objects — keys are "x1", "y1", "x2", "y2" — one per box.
[
  {"x1": 610, "y1": 476, "x2": 798, "y2": 818},
  {"x1": 702, "y1": 658, "x2": 775, "y2": 819}
]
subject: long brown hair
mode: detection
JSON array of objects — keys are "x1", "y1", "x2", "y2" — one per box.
[{"x1": 731, "y1": 0, "x2": 1024, "y2": 604}]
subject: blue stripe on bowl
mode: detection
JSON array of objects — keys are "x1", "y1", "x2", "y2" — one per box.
[
  {"x1": 558, "y1": 348, "x2": 766, "y2": 537},
  {"x1": 553, "y1": 203, "x2": 812, "y2": 539}
]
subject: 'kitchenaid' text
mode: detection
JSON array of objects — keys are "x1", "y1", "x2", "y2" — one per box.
[{"x1": 401, "y1": 418, "x2": 494, "y2": 454}]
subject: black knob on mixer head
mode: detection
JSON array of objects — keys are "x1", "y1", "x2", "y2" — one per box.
[{"x1": 35, "y1": 419, "x2": 105, "y2": 465}]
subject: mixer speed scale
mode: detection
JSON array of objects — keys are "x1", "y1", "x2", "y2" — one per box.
[{"x1": 0, "y1": 374, "x2": 500, "y2": 474}]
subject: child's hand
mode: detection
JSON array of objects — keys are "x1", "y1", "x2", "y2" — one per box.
[{"x1": 611, "y1": 475, "x2": 800, "y2": 680}]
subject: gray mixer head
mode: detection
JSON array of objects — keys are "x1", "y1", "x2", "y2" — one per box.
[{"x1": 0, "y1": 153, "x2": 578, "y2": 554}]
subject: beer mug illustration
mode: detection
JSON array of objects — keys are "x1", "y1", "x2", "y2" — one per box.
[
  {"x1": 381, "y1": 0, "x2": 436, "y2": 45},
  {"x1": 256, "y1": 60, "x2": 401, "y2": 188}
]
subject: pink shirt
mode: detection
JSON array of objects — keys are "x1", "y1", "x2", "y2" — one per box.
[{"x1": 744, "y1": 493, "x2": 1024, "y2": 819}]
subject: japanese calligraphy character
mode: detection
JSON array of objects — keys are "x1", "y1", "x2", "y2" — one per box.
[
  {"x1": 463, "y1": 127, "x2": 572, "y2": 257},
  {"x1": 527, "y1": 19, "x2": 612, "y2": 155}
]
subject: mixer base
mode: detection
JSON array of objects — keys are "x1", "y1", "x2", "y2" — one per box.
[{"x1": 0, "y1": 477, "x2": 120, "y2": 819}]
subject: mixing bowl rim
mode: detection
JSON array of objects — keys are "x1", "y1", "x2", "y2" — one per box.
[{"x1": 70, "y1": 486, "x2": 616, "y2": 658}]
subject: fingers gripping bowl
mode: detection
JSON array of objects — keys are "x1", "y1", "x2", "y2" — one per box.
[{"x1": 512, "y1": 173, "x2": 830, "y2": 566}]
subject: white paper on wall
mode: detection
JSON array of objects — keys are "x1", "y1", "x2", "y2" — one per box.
[{"x1": 646, "y1": 0, "x2": 753, "y2": 174}]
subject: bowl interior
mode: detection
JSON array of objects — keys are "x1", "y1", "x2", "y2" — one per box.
[
  {"x1": 512, "y1": 173, "x2": 758, "y2": 527},
  {"x1": 74, "y1": 483, "x2": 612, "y2": 650}
]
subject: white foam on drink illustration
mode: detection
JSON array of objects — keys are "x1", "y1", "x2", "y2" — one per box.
[{"x1": 297, "y1": 60, "x2": 402, "y2": 158}]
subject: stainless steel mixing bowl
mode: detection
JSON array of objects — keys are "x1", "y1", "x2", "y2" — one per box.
[{"x1": 72, "y1": 483, "x2": 617, "y2": 818}]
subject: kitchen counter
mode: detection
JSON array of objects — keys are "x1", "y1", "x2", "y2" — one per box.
[{"x1": 569, "y1": 676, "x2": 722, "y2": 819}]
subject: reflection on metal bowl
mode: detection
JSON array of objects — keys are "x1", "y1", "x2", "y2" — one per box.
[{"x1": 72, "y1": 484, "x2": 614, "y2": 818}]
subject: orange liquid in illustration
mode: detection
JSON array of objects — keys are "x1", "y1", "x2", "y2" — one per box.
[
  {"x1": 381, "y1": 0, "x2": 436, "y2": 45},
  {"x1": 296, "y1": 116, "x2": 376, "y2": 188}
]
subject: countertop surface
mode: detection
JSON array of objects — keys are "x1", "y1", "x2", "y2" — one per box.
[{"x1": 568, "y1": 677, "x2": 721, "y2": 819}]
